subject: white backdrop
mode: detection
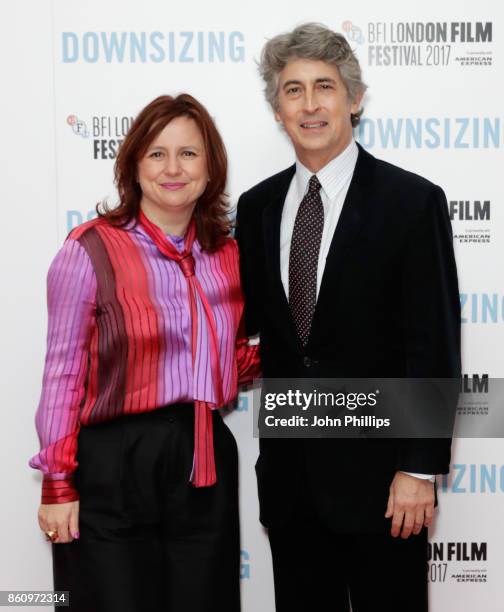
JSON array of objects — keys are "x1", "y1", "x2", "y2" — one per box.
[{"x1": 1, "y1": 0, "x2": 503, "y2": 610}]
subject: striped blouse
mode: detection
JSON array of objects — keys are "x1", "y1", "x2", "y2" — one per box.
[{"x1": 29, "y1": 218, "x2": 260, "y2": 504}]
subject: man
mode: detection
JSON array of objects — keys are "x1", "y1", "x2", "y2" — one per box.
[{"x1": 235, "y1": 23, "x2": 461, "y2": 612}]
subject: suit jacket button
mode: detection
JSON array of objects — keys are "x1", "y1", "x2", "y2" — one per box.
[{"x1": 303, "y1": 356, "x2": 312, "y2": 367}]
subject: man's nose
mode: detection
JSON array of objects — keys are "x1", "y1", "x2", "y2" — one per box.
[{"x1": 303, "y1": 89, "x2": 321, "y2": 114}]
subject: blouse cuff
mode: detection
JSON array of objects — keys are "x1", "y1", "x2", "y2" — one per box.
[
  {"x1": 238, "y1": 343, "x2": 262, "y2": 386},
  {"x1": 41, "y1": 476, "x2": 79, "y2": 505}
]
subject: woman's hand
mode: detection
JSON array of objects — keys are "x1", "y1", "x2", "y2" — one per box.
[{"x1": 38, "y1": 501, "x2": 80, "y2": 544}]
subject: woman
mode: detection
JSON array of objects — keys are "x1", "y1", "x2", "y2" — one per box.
[{"x1": 29, "y1": 94, "x2": 260, "y2": 611}]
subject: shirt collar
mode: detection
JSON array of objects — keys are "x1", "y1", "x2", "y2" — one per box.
[{"x1": 295, "y1": 138, "x2": 358, "y2": 201}]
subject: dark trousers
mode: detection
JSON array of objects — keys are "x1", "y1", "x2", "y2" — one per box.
[
  {"x1": 268, "y1": 516, "x2": 428, "y2": 612},
  {"x1": 53, "y1": 404, "x2": 240, "y2": 612}
]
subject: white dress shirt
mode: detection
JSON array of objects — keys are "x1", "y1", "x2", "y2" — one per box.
[
  {"x1": 280, "y1": 139, "x2": 358, "y2": 299},
  {"x1": 279, "y1": 139, "x2": 435, "y2": 483}
]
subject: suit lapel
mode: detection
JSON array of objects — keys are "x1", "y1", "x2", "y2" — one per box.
[
  {"x1": 262, "y1": 164, "x2": 304, "y2": 353},
  {"x1": 308, "y1": 145, "x2": 376, "y2": 347}
]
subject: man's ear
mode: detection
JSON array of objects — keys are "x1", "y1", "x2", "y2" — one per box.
[{"x1": 350, "y1": 90, "x2": 364, "y2": 115}]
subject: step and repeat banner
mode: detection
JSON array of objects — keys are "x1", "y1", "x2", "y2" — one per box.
[{"x1": 5, "y1": 0, "x2": 503, "y2": 610}]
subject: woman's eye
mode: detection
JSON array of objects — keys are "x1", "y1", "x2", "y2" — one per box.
[
  {"x1": 150, "y1": 151, "x2": 163, "y2": 159},
  {"x1": 182, "y1": 151, "x2": 196, "y2": 157}
]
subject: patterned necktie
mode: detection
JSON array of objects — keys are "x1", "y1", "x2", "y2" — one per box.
[{"x1": 289, "y1": 174, "x2": 324, "y2": 346}]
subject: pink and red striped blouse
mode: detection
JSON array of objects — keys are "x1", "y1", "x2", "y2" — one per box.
[{"x1": 29, "y1": 218, "x2": 260, "y2": 504}]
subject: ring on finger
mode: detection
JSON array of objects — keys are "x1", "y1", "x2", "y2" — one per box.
[{"x1": 45, "y1": 530, "x2": 58, "y2": 542}]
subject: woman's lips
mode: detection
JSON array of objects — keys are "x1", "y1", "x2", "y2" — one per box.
[{"x1": 160, "y1": 182, "x2": 187, "y2": 190}]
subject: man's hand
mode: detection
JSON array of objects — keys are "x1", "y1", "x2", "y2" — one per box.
[{"x1": 385, "y1": 471, "x2": 435, "y2": 538}]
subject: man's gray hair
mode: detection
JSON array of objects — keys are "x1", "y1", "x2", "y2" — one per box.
[{"x1": 259, "y1": 22, "x2": 367, "y2": 126}]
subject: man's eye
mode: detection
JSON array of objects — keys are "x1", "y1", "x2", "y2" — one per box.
[{"x1": 287, "y1": 87, "x2": 300, "y2": 94}]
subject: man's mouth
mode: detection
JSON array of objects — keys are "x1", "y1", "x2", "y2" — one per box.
[{"x1": 300, "y1": 121, "x2": 328, "y2": 129}]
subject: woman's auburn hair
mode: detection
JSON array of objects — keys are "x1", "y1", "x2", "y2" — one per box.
[{"x1": 97, "y1": 93, "x2": 231, "y2": 251}]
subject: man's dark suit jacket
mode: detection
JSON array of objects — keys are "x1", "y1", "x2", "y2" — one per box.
[{"x1": 235, "y1": 143, "x2": 461, "y2": 534}]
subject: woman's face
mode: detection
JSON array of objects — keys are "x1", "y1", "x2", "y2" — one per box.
[{"x1": 137, "y1": 116, "x2": 208, "y2": 219}]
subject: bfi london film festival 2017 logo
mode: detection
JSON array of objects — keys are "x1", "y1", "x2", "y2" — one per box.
[
  {"x1": 67, "y1": 114, "x2": 134, "y2": 160},
  {"x1": 457, "y1": 374, "x2": 489, "y2": 417},
  {"x1": 341, "y1": 20, "x2": 493, "y2": 67},
  {"x1": 67, "y1": 114, "x2": 89, "y2": 138},
  {"x1": 428, "y1": 541, "x2": 488, "y2": 585},
  {"x1": 338, "y1": 21, "x2": 499, "y2": 151},
  {"x1": 66, "y1": 113, "x2": 134, "y2": 231},
  {"x1": 449, "y1": 199, "x2": 491, "y2": 245}
]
